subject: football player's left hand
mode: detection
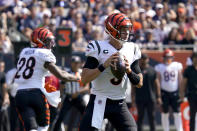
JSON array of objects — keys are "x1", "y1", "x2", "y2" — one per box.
[{"x1": 124, "y1": 56, "x2": 131, "y2": 74}]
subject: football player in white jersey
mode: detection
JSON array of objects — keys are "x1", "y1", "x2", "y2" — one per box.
[
  {"x1": 79, "y1": 13, "x2": 143, "y2": 131},
  {"x1": 155, "y1": 49, "x2": 183, "y2": 131},
  {"x1": 14, "y1": 27, "x2": 80, "y2": 131}
]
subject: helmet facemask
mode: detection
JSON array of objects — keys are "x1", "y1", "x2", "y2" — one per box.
[
  {"x1": 43, "y1": 36, "x2": 56, "y2": 49},
  {"x1": 105, "y1": 24, "x2": 133, "y2": 45}
]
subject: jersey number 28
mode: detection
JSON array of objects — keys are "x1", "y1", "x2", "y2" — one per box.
[{"x1": 15, "y1": 57, "x2": 36, "y2": 79}]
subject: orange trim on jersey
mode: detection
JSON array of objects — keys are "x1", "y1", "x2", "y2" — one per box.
[
  {"x1": 16, "y1": 108, "x2": 26, "y2": 131},
  {"x1": 42, "y1": 95, "x2": 50, "y2": 125}
]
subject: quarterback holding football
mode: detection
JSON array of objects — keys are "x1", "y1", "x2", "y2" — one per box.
[{"x1": 80, "y1": 13, "x2": 143, "y2": 131}]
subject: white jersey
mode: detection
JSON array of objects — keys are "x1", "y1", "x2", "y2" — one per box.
[
  {"x1": 125, "y1": 77, "x2": 132, "y2": 103},
  {"x1": 15, "y1": 47, "x2": 56, "y2": 91},
  {"x1": 6, "y1": 68, "x2": 18, "y2": 97},
  {"x1": 155, "y1": 62, "x2": 183, "y2": 92},
  {"x1": 86, "y1": 40, "x2": 141, "y2": 100}
]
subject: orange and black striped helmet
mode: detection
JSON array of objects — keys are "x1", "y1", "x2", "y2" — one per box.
[
  {"x1": 31, "y1": 27, "x2": 55, "y2": 48},
  {"x1": 105, "y1": 13, "x2": 132, "y2": 42}
]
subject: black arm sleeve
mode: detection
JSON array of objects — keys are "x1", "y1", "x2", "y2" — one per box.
[
  {"x1": 127, "y1": 60, "x2": 141, "y2": 85},
  {"x1": 131, "y1": 60, "x2": 141, "y2": 74},
  {"x1": 83, "y1": 56, "x2": 99, "y2": 69}
]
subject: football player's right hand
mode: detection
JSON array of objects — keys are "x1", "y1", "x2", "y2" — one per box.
[
  {"x1": 156, "y1": 97, "x2": 162, "y2": 105},
  {"x1": 103, "y1": 52, "x2": 119, "y2": 68}
]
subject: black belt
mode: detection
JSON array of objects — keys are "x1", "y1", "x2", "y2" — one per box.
[
  {"x1": 90, "y1": 94, "x2": 124, "y2": 104},
  {"x1": 161, "y1": 89, "x2": 178, "y2": 94},
  {"x1": 17, "y1": 88, "x2": 40, "y2": 92}
]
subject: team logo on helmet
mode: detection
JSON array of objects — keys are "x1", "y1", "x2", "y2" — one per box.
[{"x1": 31, "y1": 27, "x2": 55, "y2": 49}]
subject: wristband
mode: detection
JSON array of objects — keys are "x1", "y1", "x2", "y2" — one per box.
[{"x1": 98, "y1": 64, "x2": 105, "y2": 72}]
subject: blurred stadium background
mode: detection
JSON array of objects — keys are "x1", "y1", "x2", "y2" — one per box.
[{"x1": 0, "y1": 0, "x2": 196, "y2": 130}]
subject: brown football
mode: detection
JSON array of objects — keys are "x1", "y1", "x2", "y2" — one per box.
[{"x1": 110, "y1": 54, "x2": 126, "y2": 80}]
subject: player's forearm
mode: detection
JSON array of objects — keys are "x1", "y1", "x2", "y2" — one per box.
[
  {"x1": 155, "y1": 78, "x2": 161, "y2": 98},
  {"x1": 2, "y1": 84, "x2": 6, "y2": 100},
  {"x1": 45, "y1": 62, "x2": 79, "y2": 82},
  {"x1": 178, "y1": 71, "x2": 182, "y2": 90},
  {"x1": 2, "y1": 84, "x2": 9, "y2": 102},
  {"x1": 61, "y1": 71, "x2": 79, "y2": 82},
  {"x1": 81, "y1": 68, "x2": 101, "y2": 84},
  {"x1": 127, "y1": 72, "x2": 143, "y2": 88},
  {"x1": 179, "y1": 78, "x2": 187, "y2": 98},
  {"x1": 78, "y1": 86, "x2": 90, "y2": 94}
]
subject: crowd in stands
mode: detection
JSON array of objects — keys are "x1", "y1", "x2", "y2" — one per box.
[
  {"x1": 1, "y1": 0, "x2": 197, "y2": 130},
  {"x1": 0, "y1": 0, "x2": 197, "y2": 55}
]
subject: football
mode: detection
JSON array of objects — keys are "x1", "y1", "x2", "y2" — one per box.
[{"x1": 110, "y1": 54, "x2": 126, "y2": 80}]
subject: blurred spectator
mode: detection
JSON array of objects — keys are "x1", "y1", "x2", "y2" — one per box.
[
  {"x1": 130, "y1": 15, "x2": 142, "y2": 33},
  {"x1": 53, "y1": 56, "x2": 89, "y2": 131},
  {"x1": 0, "y1": 60, "x2": 10, "y2": 131},
  {"x1": 138, "y1": 8, "x2": 146, "y2": 23},
  {"x1": 163, "y1": 2, "x2": 169, "y2": 15},
  {"x1": 193, "y1": 3, "x2": 197, "y2": 20},
  {"x1": 0, "y1": 29, "x2": 13, "y2": 54},
  {"x1": 22, "y1": 6, "x2": 41, "y2": 30},
  {"x1": 39, "y1": 14, "x2": 50, "y2": 27},
  {"x1": 49, "y1": 18, "x2": 57, "y2": 34},
  {"x1": 176, "y1": 3, "x2": 187, "y2": 23},
  {"x1": 180, "y1": 28, "x2": 197, "y2": 50},
  {"x1": 92, "y1": 28, "x2": 103, "y2": 41},
  {"x1": 37, "y1": 1, "x2": 51, "y2": 19},
  {"x1": 0, "y1": 13, "x2": 8, "y2": 32},
  {"x1": 83, "y1": 21, "x2": 94, "y2": 41},
  {"x1": 0, "y1": 0, "x2": 13, "y2": 12},
  {"x1": 22, "y1": 27, "x2": 33, "y2": 40},
  {"x1": 142, "y1": 30, "x2": 158, "y2": 49},
  {"x1": 180, "y1": 52, "x2": 197, "y2": 131},
  {"x1": 166, "y1": 9, "x2": 179, "y2": 29},
  {"x1": 73, "y1": 13, "x2": 85, "y2": 29},
  {"x1": 144, "y1": 1, "x2": 156, "y2": 18},
  {"x1": 84, "y1": 7, "x2": 93, "y2": 22},
  {"x1": 145, "y1": 11, "x2": 158, "y2": 29},
  {"x1": 163, "y1": 28, "x2": 181, "y2": 45},
  {"x1": 133, "y1": 53, "x2": 161, "y2": 131},
  {"x1": 99, "y1": 3, "x2": 115, "y2": 25},
  {"x1": 74, "y1": 0, "x2": 87, "y2": 15},
  {"x1": 72, "y1": 28, "x2": 88, "y2": 53},
  {"x1": 153, "y1": 19, "x2": 168, "y2": 43},
  {"x1": 50, "y1": 8, "x2": 60, "y2": 27},
  {"x1": 153, "y1": 3, "x2": 164, "y2": 25},
  {"x1": 185, "y1": 15, "x2": 197, "y2": 35},
  {"x1": 93, "y1": 0, "x2": 103, "y2": 16},
  {"x1": 129, "y1": 3, "x2": 139, "y2": 19}
]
